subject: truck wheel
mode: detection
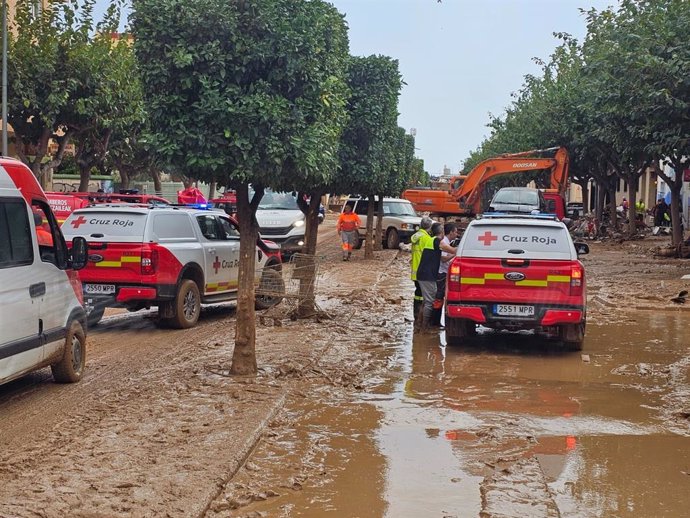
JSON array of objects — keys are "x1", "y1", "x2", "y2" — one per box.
[
  {"x1": 170, "y1": 279, "x2": 201, "y2": 329},
  {"x1": 445, "y1": 317, "x2": 473, "y2": 346},
  {"x1": 255, "y1": 268, "x2": 285, "y2": 309},
  {"x1": 86, "y1": 306, "x2": 105, "y2": 328},
  {"x1": 560, "y1": 322, "x2": 585, "y2": 351},
  {"x1": 51, "y1": 320, "x2": 86, "y2": 383},
  {"x1": 386, "y1": 229, "x2": 400, "y2": 249},
  {"x1": 353, "y1": 233, "x2": 363, "y2": 250}
]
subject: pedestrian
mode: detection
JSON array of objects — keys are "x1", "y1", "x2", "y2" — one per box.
[
  {"x1": 336, "y1": 205, "x2": 361, "y2": 261},
  {"x1": 431, "y1": 222, "x2": 458, "y2": 327},
  {"x1": 33, "y1": 212, "x2": 53, "y2": 247},
  {"x1": 415, "y1": 221, "x2": 456, "y2": 333},
  {"x1": 636, "y1": 199, "x2": 646, "y2": 225},
  {"x1": 410, "y1": 216, "x2": 433, "y2": 329},
  {"x1": 653, "y1": 198, "x2": 669, "y2": 227},
  {"x1": 622, "y1": 198, "x2": 629, "y2": 211}
]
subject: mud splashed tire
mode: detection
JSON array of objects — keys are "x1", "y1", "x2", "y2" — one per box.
[
  {"x1": 255, "y1": 268, "x2": 285, "y2": 310},
  {"x1": 170, "y1": 279, "x2": 201, "y2": 329},
  {"x1": 51, "y1": 320, "x2": 86, "y2": 383}
]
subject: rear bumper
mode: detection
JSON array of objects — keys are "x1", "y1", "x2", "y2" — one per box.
[
  {"x1": 83, "y1": 284, "x2": 177, "y2": 310},
  {"x1": 446, "y1": 301, "x2": 584, "y2": 327}
]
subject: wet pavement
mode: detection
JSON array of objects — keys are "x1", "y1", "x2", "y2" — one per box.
[{"x1": 223, "y1": 310, "x2": 690, "y2": 517}]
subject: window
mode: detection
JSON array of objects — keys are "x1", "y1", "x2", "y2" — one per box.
[
  {"x1": 354, "y1": 200, "x2": 368, "y2": 215},
  {"x1": 196, "y1": 215, "x2": 220, "y2": 240},
  {"x1": 0, "y1": 199, "x2": 33, "y2": 268},
  {"x1": 153, "y1": 214, "x2": 195, "y2": 240},
  {"x1": 219, "y1": 217, "x2": 240, "y2": 240}
]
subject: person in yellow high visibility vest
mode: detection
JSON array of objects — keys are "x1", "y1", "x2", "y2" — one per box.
[
  {"x1": 410, "y1": 217, "x2": 433, "y2": 329},
  {"x1": 415, "y1": 221, "x2": 456, "y2": 332}
]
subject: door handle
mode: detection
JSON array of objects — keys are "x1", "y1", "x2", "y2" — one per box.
[
  {"x1": 208, "y1": 248, "x2": 216, "y2": 254},
  {"x1": 29, "y1": 282, "x2": 46, "y2": 298}
]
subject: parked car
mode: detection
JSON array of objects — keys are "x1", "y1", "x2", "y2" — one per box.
[
  {"x1": 0, "y1": 157, "x2": 89, "y2": 386},
  {"x1": 253, "y1": 189, "x2": 307, "y2": 255},
  {"x1": 62, "y1": 205, "x2": 284, "y2": 328},
  {"x1": 343, "y1": 197, "x2": 422, "y2": 249},
  {"x1": 445, "y1": 213, "x2": 589, "y2": 350}
]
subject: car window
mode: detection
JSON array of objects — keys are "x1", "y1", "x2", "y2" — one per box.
[
  {"x1": 219, "y1": 216, "x2": 240, "y2": 240},
  {"x1": 31, "y1": 200, "x2": 61, "y2": 265},
  {"x1": 492, "y1": 189, "x2": 539, "y2": 205},
  {"x1": 153, "y1": 213, "x2": 196, "y2": 240},
  {"x1": 384, "y1": 201, "x2": 417, "y2": 216},
  {"x1": 0, "y1": 199, "x2": 33, "y2": 268},
  {"x1": 461, "y1": 223, "x2": 573, "y2": 260},
  {"x1": 354, "y1": 200, "x2": 368, "y2": 215},
  {"x1": 196, "y1": 215, "x2": 221, "y2": 240},
  {"x1": 253, "y1": 189, "x2": 299, "y2": 210}
]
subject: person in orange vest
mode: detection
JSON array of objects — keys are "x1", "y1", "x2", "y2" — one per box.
[
  {"x1": 336, "y1": 205, "x2": 361, "y2": 261},
  {"x1": 33, "y1": 213, "x2": 54, "y2": 247}
]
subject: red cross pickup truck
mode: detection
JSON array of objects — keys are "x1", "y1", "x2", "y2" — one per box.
[
  {"x1": 61, "y1": 205, "x2": 284, "y2": 328},
  {"x1": 445, "y1": 214, "x2": 589, "y2": 349}
]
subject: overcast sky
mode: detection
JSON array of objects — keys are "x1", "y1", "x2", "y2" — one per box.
[{"x1": 97, "y1": 0, "x2": 616, "y2": 177}]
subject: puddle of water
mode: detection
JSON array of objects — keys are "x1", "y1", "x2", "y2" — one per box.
[{"x1": 222, "y1": 312, "x2": 689, "y2": 517}]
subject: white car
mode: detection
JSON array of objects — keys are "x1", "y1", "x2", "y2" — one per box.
[
  {"x1": 343, "y1": 197, "x2": 422, "y2": 249},
  {"x1": 0, "y1": 158, "x2": 89, "y2": 386}
]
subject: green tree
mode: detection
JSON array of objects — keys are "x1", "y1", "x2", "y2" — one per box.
[
  {"x1": 334, "y1": 55, "x2": 403, "y2": 258},
  {"x1": 7, "y1": 0, "x2": 122, "y2": 187},
  {"x1": 133, "y1": 0, "x2": 350, "y2": 374}
]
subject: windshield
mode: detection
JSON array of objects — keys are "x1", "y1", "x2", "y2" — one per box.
[
  {"x1": 492, "y1": 189, "x2": 539, "y2": 205},
  {"x1": 252, "y1": 189, "x2": 299, "y2": 210},
  {"x1": 384, "y1": 201, "x2": 417, "y2": 216}
]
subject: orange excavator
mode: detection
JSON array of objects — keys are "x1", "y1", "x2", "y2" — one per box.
[{"x1": 403, "y1": 146, "x2": 569, "y2": 218}]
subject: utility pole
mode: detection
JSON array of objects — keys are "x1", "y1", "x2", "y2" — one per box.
[{"x1": 1, "y1": 0, "x2": 7, "y2": 156}]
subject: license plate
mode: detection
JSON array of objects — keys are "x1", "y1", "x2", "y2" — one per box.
[
  {"x1": 84, "y1": 284, "x2": 115, "y2": 295},
  {"x1": 494, "y1": 304, "x2": 535, "y2": 316}
]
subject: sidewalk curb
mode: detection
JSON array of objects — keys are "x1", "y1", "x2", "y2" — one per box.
[{"x1": 197, "y1": 391, "x2": 288, "y2": 517}]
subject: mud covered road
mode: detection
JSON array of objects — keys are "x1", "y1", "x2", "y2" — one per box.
[{"x1": 1, "y1": 223, "x2": 689, "y2": 517}]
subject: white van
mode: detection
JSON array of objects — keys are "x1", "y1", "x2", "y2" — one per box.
[
  {"x1": 0, "y1": 158, "x2": 89, "y2": 385},
  {"x1": 253, "y1": 189, "x2": 306, "y2": 255}
]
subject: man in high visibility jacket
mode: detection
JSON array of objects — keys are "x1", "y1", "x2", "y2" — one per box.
[
  {"x1": 336, "y1": 205, "x2": 361, "y2": 261},
  {"x1": 416, "y1": 222, "x2": 456, "y2": 332},
  {"x1": 410, "y1": 217, "x2": 433, "y2": 327}
]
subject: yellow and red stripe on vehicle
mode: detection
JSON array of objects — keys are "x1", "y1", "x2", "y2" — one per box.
[{"x1": 205, "y1": 281, "x2": 238, "y2": 293}]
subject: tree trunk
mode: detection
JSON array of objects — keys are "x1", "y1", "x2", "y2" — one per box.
[
  {"x1": 374, "y1": 194, "x2": 384, "y2": 251},
  {"x1": 365, "y1": 194, "x2": 375, "y2": 259},
  {"x1": 627, "y1": 179, "x2": 638, "y2": 238},
  {"x1": 208, "y1": 181, "x2": 216, "y2": 199},
  {"x1": 151, "y1": 168, "x2": 162, "y2": 195},
  {"x1": 230, "y1": 183, "x2": 261, "y2": 376},
  {"x1": 670, "y1": 182, "x2": 683, "y2": 246},
  {"x1": 296, "y1": 192, "x2": 321, "y2": 318},
  {"x1": 78, "y1": 163, "x2": 91, "y2": 192},
  {"x1": 120, "y1": 168, "x2": 131, "y2": 190}
]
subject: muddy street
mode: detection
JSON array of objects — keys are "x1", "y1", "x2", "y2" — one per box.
[{"x1": 1, "y1": 225, "x2": 689, "y2": 517}]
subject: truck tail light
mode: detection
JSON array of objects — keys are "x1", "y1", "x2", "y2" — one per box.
[
  {"x1": 570, "y1": 264, "x2": 583, "y2": 296},
  {"x1": 447, "y1": 259, "x2": 462, "y2": 292},
  {"x1": 141, "y1": 248, "x2": 158, "y2": 275}
]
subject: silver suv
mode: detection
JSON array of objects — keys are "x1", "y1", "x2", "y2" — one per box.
[{"x1": 343, "y1": 197, "x2": 422, "y2": 249}]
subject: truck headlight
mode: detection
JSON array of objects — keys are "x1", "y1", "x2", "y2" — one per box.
[
  {"x1": 401, "y1": 223, "x2": 409, "y2": 230},
  {"x1": 293, "y1": 219, "x2": 305, "y2": 228}
]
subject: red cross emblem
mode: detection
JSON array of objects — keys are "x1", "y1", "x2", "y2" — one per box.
[
  {"x1": 212, "y1": 256, "x2": 221, "y2": 274},
  {"x1": 71, "y1": 216, "x2": 87, "y2": 229},
  {"x1": 478, "y1": 231, "x2": 498, "y2": 246}
]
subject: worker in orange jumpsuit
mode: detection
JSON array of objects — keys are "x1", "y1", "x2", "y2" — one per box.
[{"x1": 336, "y1": 205, "x2": 361, "y2": 261}]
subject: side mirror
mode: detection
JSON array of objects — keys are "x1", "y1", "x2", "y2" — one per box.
[
  {"x1": 71, "y1": 236, "x2": 88, "y2": 270},
  {"x1": 575, "y1": 242, "x2": 589, "y2": 255}
]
